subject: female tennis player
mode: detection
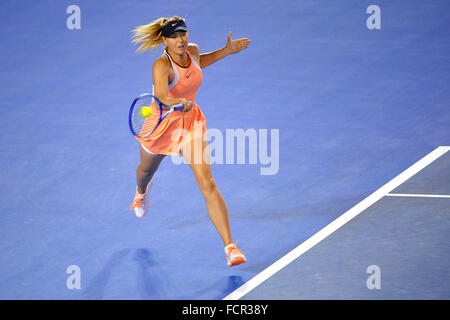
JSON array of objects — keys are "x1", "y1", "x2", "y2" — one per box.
[{"x1": 129, "y1": 16, "x2": 250, "y2": 267}]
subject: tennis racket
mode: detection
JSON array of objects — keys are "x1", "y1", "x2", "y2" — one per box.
[{"x1": 128, "y1": 93, "x2": 185, "y2": 138}]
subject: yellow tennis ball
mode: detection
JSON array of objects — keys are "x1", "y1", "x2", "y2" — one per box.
[{"x1": 140, "y1": 106, "x2": 153, "y2": 118}]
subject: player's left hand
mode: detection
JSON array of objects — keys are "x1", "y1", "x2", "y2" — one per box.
[{"x1": 225, "y1": 32, "x2": 250, "y2": 55}]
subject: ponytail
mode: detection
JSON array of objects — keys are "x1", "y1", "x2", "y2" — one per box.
[{"x1": 131, "y1": 16, "x2": 185, "y2": 53}]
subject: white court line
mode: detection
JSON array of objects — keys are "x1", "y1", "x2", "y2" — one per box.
[
  {"x1": 386, "y1": 193, "x2": 450, "y2": 198},
  {"x1": 224, "y1": 146, "x2": 450, "y2": 300}
]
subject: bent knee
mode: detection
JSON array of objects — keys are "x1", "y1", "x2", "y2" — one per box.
[{"x1": 198, "y1": 176, "x2": 217, "y2": 197}]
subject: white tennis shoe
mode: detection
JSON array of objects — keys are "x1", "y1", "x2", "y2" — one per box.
[
  {"x1": 225, "y1": 242, "x2": 247, "y2": 267},
  {"x1": 129, "y1": 178, "x2": 154, "y2": 218}
]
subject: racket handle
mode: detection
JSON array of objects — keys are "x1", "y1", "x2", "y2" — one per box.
[{"x1": 172, "y1": 104, "x2": 186, "y2": 111}]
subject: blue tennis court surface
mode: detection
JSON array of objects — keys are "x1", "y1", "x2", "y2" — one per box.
[
  {"x1": 0, "y1": 0, "x2": 449, "y2": 300},
  {"x1": 237, "y1": 148, "x2": 450, "y2": 299}
]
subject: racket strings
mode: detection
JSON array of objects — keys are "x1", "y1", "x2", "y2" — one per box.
[{"x1": 132, "y1": 98, "x2": 161, "y2": 137}]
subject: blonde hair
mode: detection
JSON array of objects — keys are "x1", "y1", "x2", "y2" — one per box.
[{"x1": 131, "y1": 16, "x2": 185, "y2": 53}]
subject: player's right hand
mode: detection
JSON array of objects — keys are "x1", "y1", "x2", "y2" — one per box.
[{"x1": 181, "y1": 99, "x2": 194, "y2": 112}]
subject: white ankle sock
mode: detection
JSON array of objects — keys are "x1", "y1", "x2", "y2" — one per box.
[{"x1": 136, "y1": 187, "x2": 146, "y2": 197}]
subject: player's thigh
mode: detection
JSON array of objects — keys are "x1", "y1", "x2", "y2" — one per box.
[
  {"x1": 181, "y1": 138, "x2": 216, "y2": 192},
  {"x1": 139, "y1": 145, "x2": 166, "y2": 172},
  {"x1": 180, "y1": 131, "x2": 211, "y2": 166}
]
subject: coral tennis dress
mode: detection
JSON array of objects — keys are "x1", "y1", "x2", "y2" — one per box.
[{"x1": 136, "y1": 49, "x2": 207, "y2": 155}]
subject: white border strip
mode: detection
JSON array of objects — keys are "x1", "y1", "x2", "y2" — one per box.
[
  {"x1": 386, "y1": 193, "x2": 450, "y2": 198},
  {"x1": 224, "y1": 146, "x2": 450, "y2": 300}
]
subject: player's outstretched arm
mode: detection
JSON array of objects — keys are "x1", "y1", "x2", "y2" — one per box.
[{"x1": 199, "y1": 32, "x2": 250, "y2": 69}]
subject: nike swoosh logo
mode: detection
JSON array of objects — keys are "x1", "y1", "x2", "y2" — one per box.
[
  {"x1": 172, "y1": 23, "x2": 177, "y2": 26},
  {"x1": 186, "y1": 74, "x2": 191, "y2": 78}
]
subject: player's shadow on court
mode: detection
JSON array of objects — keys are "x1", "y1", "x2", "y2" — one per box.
[
  {"x1": 222, "y1": 275, "x2": 245, "y2": 298},
  {"x1": 191, "y1": 275, "x2": 245, "y2": 299},
  {"x1": 82, "y1": 248, "x2": 163, "y2": 300},
  {"x1": 82, "y1": 248, "x2": 131, "y2": 299},
  {"x1": 134, "y1": 248, "x2": 165, "y2": 299}
]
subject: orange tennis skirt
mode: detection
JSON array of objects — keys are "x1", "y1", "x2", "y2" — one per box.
[{"x1": 135, "y1": 103, "x2": 207, "y2": 155}]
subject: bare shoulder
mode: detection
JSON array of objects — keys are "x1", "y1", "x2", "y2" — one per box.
[
  {"x1": 188, "y1": 43, "x2": 200, "y2": 61},
  {"x1": 153, "y1": 54, "x2": 171, "y2": 73},
  {"x1": 188, "y1": 43, "x2": 200, "y2": 54}
]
